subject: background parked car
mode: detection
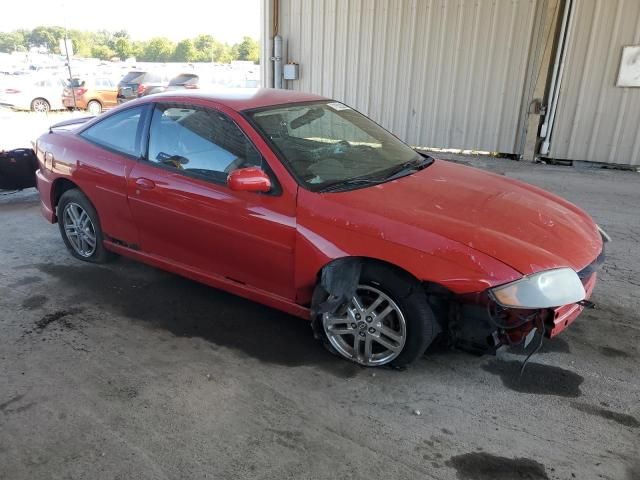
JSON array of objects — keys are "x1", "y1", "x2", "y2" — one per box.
[
  {"x1": 0, "y1": 76, "x2": 66, "y2": 112},
  {"x1": 117, "y1": 71, "x2": 169, "y2": 104},
  {"x1": 63, "y1": 77, "x2": 118, "y2": 114},
  {"x1": 166, "y1": 73, "x2": 200, "y2": 91}
]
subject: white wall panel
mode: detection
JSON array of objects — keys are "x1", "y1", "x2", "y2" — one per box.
[
  {"x1": 549, "y1": 0, "x2": 640, "y2": 166},
  {"x1": 278, "y1": 0, "x2": 539, "y2": 153}
]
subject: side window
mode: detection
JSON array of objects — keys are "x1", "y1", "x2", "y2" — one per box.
[
  {"x1": 80, "y1": 106, "x2": 144, "y2": 157},
  {"x1": 147, "y1": 104, "x2": 262, "y2": 184}
]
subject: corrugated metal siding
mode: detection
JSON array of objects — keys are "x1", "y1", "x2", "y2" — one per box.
[
  {"x1": 549, "y1": 0, "x2": 640, "y2": 165},
  {"x1": 278, "y1": 0, "x2": 539, "y2": 153}
]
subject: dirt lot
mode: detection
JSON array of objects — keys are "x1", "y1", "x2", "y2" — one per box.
[{"x1": 1, "y1": 157, "x2": 638, "y2": 480}]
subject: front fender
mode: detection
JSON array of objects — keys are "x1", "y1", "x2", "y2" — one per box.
[{"x1": 294, "y1": 207, "x2": 521, "y2": 306}]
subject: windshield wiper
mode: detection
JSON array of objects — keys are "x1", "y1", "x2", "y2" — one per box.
[
  {"x1": 376, "y1": 155, "x2": 433, "y2": 181},
  {"x1": 316, "y1": 155, "x2": 434, "y2": 193},
  {"x1": 317, "y1": 176, "x2": 383, "y2": 193}
]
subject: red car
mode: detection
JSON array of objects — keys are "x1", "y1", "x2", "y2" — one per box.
[{"x1": 34, "y1": 89, "x2": 608, "y2": 367}]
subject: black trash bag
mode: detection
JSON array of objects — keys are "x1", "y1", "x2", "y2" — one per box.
[{"x1": 0, "y1": 148, "x2": 38, "y2": 190}]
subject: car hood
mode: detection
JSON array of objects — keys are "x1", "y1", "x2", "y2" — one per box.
[{"x1": 307, "y1": 160, "x2": 602, "y2": 275}]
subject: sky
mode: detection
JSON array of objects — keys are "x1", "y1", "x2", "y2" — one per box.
[{"x1": 0, "y1": 0, "x2": 261, "y2": 43}]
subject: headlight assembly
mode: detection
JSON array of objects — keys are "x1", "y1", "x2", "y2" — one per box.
[{"x1": 489, "y1": 267, "x2": 585, "y2": 309}]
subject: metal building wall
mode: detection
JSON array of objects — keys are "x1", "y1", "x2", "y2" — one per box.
[
  {"x1": 549, "y1": 0, "x2": 640, "y2": 166},
  {"x1": 277, "y1": 0, "x2": 539, "y2": 153}
]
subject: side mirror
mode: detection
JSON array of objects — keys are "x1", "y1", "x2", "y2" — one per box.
[{"x1": 227, "y1": 167, "x2": 272, "y2": 193}]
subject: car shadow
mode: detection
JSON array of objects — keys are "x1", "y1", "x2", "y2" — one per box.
[{"x1": 35, "y1": 260, "x2": 362, "y2": 378}]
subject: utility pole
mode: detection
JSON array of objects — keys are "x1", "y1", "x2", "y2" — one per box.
[
  {"x1": 61, "y1": 1, "x2": 77, "y2": 110},
  {"x1": 63, "y1": 35, "x2": 77, "y2": 110}
]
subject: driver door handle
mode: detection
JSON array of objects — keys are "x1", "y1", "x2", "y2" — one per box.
[{"x1": 135, "y1": 178, "x2": 155, "y2": 190}]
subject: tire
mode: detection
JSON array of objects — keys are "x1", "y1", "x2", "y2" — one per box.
[
  {"x1": 316, "y1": 262, "x2": 437, "y2": 367},
  {"x1": 57, "y1": 189, "x2": 114, "y2": 263},
  {"x1": 86, "y1": 100, "x2": 102, "y2": 115},
  {"x1": 30, "y1": 98, "x2": 50, "y2": 113}
]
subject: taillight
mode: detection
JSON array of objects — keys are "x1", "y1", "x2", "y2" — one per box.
[
  {"x1": 5, "y1": 88, "x2": 20, "y2": 94},
  {"x1": 137, "y1": 84, "x2": 147, "y2": 96},
  {"x1": 75, "y1": 87, "x2": 87, "y2": 96}
]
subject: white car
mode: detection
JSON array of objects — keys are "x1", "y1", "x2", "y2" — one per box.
[{"x1": 0, "y1": 76, "x2": 67, "y2": 112}]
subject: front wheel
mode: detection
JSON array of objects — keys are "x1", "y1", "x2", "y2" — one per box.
[{"x1": 318, "y1": 263, "x2": 438, "y2": 367}]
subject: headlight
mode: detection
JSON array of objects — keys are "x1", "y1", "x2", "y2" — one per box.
[
  {"x1": 489, "y1": 268, "x2": 585, "y2": 309},
  {"x1": 597, "y1": 224, "x2": 611, "y2": 243}
]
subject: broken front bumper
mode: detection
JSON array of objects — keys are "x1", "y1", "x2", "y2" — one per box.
[
  {"x1": 547, "y1": 272, "x2": 597, "y2": 337},
  {"x1": 547, "y1": 245, "x2": 605, "y2": 336},
  {"x1": 450, "y1": 246, "x2": 605, "y2": 353}
]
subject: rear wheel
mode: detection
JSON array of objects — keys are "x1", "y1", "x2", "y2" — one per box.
[
  {"x1": 318, "y1": 263, "x2": 437, "y2": 367},
  {"x1": 30, "y1": 98, "x2": 50, "y2": 113},
  {"x1": 57, "y1": 189, "x2": 113, "y2": 263},
  {"x1": 87, "y1": 100, "x2": 102, "y2": 115}
]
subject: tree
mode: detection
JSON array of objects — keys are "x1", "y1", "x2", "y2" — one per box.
[
  {"x1": 0, "y1": 32, "x2": 26, "y2": 53},
  {"x1": 68, "y1": 29, "x2": 93, "y2": 57},
  {"x1": 235, "y1": 36, "x2": 260, "y2": 63},
  {"x1": 113, "y1": 37, "x2": 132, "y2": 60},
  {"x1": 173, "y1": 39, "x2": 197, "y2": 62},
  {"x1": 193, "y1": 34, "x2": 217, "y2": 62},
  {"x1": 91, "y1": 44, "x2": 115, "y2": 61},
  {"x1": 130, "y1": 41, "x2": 145, "y2": 60},
  {"x1": 140, "y1": 37, "x2": 174, "y2": 62},
  {"x1": 217, "y1": 44, "x2": 234, "y2": 64},
  {"x1": 29, "y1": 26, "x2": 65, "y2": 53}
]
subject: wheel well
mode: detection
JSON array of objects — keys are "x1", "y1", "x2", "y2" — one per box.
[
  {"x1": 316, "y1": 256, "x2": 419, "y2": 285},
  {"x1": 314, "y1": 256, "x2": 454, "y2": 323},
  {"x1": 31, "y1": 97, "x2": 50, "y2": 106},
  {"x1": 87, "y1": 99, "x2": 102, "y2": 106},
  {"x1": 51, "y1": 178, "x2": 80, "y2": 217}
]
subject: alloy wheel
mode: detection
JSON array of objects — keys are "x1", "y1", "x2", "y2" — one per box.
[
  {"x1": 62, "y1": 202, "x2": 97, "y2": 257},
  {"x1": 32, "y1": 99, "x2": 49, "y2": 112},
  {"x1": 323, "y1": 285, "x2": 407, "y2": 366}
]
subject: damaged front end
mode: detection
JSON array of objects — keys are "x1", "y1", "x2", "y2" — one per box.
[{"x1": 447, "y1": 244, "x2": 606, "y2": 355}]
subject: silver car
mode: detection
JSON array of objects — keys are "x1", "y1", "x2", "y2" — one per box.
[{"x1": 0, "y1": 76, "x2": 67, "y2": 112}]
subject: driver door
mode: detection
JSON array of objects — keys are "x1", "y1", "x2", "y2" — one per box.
[{"x1": 126, "y1": 102, "x2": 297, "y2": 299}]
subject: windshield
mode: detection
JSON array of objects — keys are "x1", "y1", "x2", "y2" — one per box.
[{"x1": 248, "y1": 101, "x2": 423, "y2": 191}]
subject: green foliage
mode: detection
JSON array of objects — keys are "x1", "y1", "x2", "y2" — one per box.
[
  {"x1": 113, "y1": 37, "x2": 132, "y2": 60},
  {"x1": 0, "y1": 31, "x2": 26, "y2": 53},
  {"x1": 235, "y1": 36, "x2": 260, "y2": 63},
  {"x1": 67, "y1": 30, "x2": 93, "y2": 57},
  {"x1": 29, "y1": 26, "x2": 65, "y2": 53},
  {"x1": 140, "y1": 37, "x2": 174, "y2": 62},
  {"x1": 173, "y1": 39, "x2": 197, "y2": 62},
  {"x1": 0, "y1": 26, "x2": 260, "y2": 64},
  {"x1": 91, "y1": 44, "x2": 115, "y2": 61}
]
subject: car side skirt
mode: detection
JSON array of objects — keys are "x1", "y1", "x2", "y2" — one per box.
[{"x1": 104, "y1": 241, "x2": 311, "y2": 320}]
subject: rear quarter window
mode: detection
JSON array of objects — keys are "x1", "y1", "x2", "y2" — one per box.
[{"x1": 80, "y1": 106, "x2": 145, "y2": 157}]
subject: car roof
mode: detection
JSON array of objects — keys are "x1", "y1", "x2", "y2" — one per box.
[{"x1": 145, "y1": 88, "x2": 328, "y2": 111}]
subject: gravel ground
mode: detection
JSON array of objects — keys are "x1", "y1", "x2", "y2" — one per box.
[{"x1": 0, "y1": 155, "x2": 638, "y2": 480}]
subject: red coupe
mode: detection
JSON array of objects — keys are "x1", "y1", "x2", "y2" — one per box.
[{"x1": 35, "y1": 89, "x2": 608, "y2": 367}]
